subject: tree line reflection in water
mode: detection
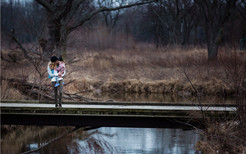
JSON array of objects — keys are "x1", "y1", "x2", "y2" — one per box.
[{"x1": 92, "y1": 92, "x2": 234, "y2": 104}]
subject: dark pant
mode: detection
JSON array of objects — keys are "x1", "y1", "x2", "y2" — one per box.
[{"x1": 52, "y1": 79, "x2": 63, "y2": 105}]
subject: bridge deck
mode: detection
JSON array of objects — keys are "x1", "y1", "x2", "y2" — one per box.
[
  {"x1": 1, "y1": 101, "x2": 236, "y2": 128},
  {"x1": 0, "y1": 103, "x2": 236, "y2": 111}
]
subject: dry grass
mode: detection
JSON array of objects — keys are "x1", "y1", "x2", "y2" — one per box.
[
  {"x1": 99, "y1": 78, "x2": 232, "y2": 96},
  {"x1": 196, "y1": 121, "x2": 246, "y2": 154},
  {"x1": 64, "y1": 46, "x2": 243, "y2": 97},
  {"x1": 1, "y1": 80, "x2": 26, "y2": 100},
  {"x1": 67, "y1": 46, "x2": 207, "y2": 81},
  {"x1": 1, "y1": 45, "x2": 245, "y2": 100}
]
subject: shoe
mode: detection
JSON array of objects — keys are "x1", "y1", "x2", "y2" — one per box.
[
  {"x1": 55, "y1": 83, "x2": 60, "y2": 87},
  {"x1": 55, "y1": 104, "x2": 58, "y2": 108},
  {"x1": 59, "y1": 104, "x2": 62, "y2": 108}
]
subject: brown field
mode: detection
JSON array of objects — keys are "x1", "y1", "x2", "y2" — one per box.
[{"x1": 1, "y1": 45, "x2": 245, "y2": 100}]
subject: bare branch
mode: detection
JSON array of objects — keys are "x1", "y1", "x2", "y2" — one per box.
[
  {"x1": 21, "y1": 126, "x2": 82, "y2": 154},
  {"x1": 65, "y1": 0, "x2": 85, "y2": 24},
  {"x1": 68, "y1": 0, "x2": 156, "y2": 33},
  {"x1": 7, "y1": 31, "x2": 32, "y2": 61},
  {"x1": 238, "y1": 1, "x2": 246, "y2": 21},
  {"x1": 55, "y1": 0, "x2": 73, "y2": 20},
  {"x1": 152, "y1": 9, "x2": 167, "y2": 29},
  {"x1": 35, "y1": 0, "x2": 54, "y2": 12},
  {"x1": 183, "y1": 66, "x2": 207, "y2": 121}
]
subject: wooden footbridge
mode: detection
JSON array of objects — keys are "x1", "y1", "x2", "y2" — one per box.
[{"x1": 1, "y1": 100, "x2": 236, "y2": 129}]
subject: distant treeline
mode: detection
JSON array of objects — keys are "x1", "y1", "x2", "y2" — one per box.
[{"x1": 1, "y1": 0, "x2": 245, "y2": 48}]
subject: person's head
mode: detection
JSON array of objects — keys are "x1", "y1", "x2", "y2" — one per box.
[
  {"x1": 49, "y1": 56, "x2": 58, "y2": 69},
  {"x1": 51, "y1": 56, "x2": 58, "y2": 63},
  {"x1": 58, "y1": 56, "x2": 63, "y2": 62}
]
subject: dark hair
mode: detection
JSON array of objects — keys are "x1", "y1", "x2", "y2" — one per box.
[
  {"x1": 51, "y1": 56, "x2": 58, "y2": 62},
  {"x1": 59, "y1": 56, "x2": 63, "y2": 61}
]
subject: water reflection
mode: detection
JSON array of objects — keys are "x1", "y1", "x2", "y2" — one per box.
[
  {"x1": 1, "y1": 126, "x2": 200, "y2": 154},
  {"x1": 78, "y1": 127, "x2": 200, "y2": 154},
  {"x1": 1, "y1": 126, "x2": 76, "y2": 154},
  {"x1": 95, "y1": 92, "x2": 234, "y2": 104}
]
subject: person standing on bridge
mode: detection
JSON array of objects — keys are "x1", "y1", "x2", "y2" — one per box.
[{"x1": 47, "y1": 56, "x2": 66, "y2": 108}]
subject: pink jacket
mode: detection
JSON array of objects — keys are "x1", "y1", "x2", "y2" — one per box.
[{"x1": 56, "y1": 62, "x2": 65, "y2": 74}]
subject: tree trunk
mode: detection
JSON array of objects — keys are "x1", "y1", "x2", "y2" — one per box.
[
  {"x1": 208, "y1": 42, "x2": 219, "y2": 61},
  {"x1": 45, "y1": 16, "x2": 61, "y2": 56},
  {"x1": 193, "y1": 24, "x2": 198, "y2": 45},
  {"x1": 59, "y1": 23, "x2": 68, "y2": 61},
  {"x1": 44, "y1": 15, "x2": 68, "y2": 60},
  {"x1": 35, "y1": 0, "x2": 156, "y2": 60},
  {"x1": 195, "y1": 0, "x2": 237, "y2": 61},
  {"x1": 207, "y1": 28, "x2": 224, "y2": 61}
]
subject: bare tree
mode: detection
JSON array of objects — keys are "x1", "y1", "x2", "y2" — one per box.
[
  {"x1": 1, "y1": 0, "x2": 45, "y2": 45},
  {"x1": 238, "y1": 0, "x2": 246, "y2": 22},
  {"x1": 147, "y1": 0, "x2": 196, "y2": 46},
  {"x1": 97, "y1": 0, "x2": 123, "y2": 30},
  {"x1": 34, "y1": 0, "x2": 156, "y2": 60},
  {"x1": 195, "y1": 0, "x2": 238, "y2": 61}
]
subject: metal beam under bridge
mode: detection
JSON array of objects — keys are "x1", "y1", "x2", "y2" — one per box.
[{"x1": 0, "y1": 100, "x2": 236, "y2": 129}]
